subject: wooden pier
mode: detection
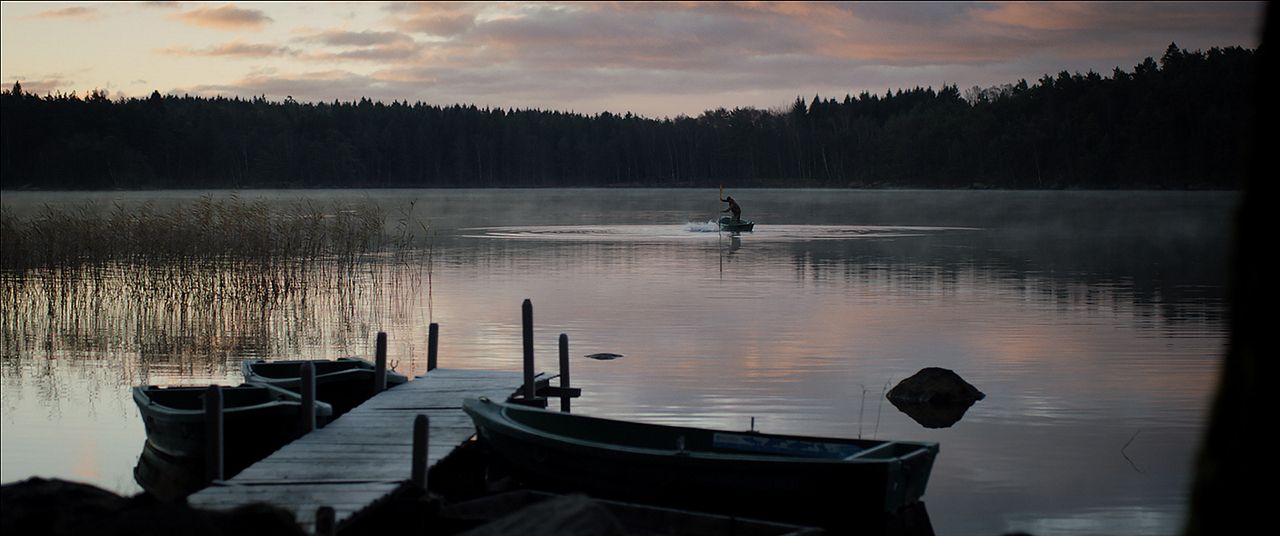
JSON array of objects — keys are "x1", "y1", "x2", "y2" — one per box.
[
  {"x1": 188, "y1": 301, "x2": 579, "y2": 535},
  {"x1": 188, "y1": 368, "x2": 526, "y2": 534}
]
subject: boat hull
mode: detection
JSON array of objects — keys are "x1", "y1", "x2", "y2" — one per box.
[
  {"x1": 242, "y1": 357, "x2": 409, "y2": 416},
  {"x1": 133, "y1": 384, "x2": 332, "y2": 470},
  {"x1": 463, "y1": 398, "x2": 937, "y2": 526},
  {"x1": 718, "y1": 216, "x2": 754, "y2": 232}
]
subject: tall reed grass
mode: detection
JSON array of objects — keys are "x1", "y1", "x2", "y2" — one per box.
[
  {"x1": 0, "y1": 195, "x2": 432, "y2": 375},
  {"x1": 0, "y1": 195, "x2": 427, "y2": 271}
]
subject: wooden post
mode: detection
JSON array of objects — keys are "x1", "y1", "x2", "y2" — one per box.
[
  {"x1": 374, "y1": 331, "x2": 388, "y2": 393},
  {"x1": 559, "y1": 333, "x2": 571, "y2": 412},
  {"x1": 300, "y1": 361, "x2": 317, "y2": 433},
  {"x1": 427, "y1": 323, "x2": 439, "y2": 371},
  {"x1": 204, "y1": 385, "x2": 224, "y2": 483},
  {"x1": 315, "y1": 505, "x2": 336, "y2": 536},
  {"x1": 521, "y1": 299, "x2": 535, "y2": 401},
  {"x1": 412, "y1": 414, "x2": 430, "y2": 491}
]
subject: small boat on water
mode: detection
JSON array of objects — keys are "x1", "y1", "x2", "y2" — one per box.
[
  {"x1": 242, "y1": 357, "x2": 409, "y2": 417},
  {"x1": 133, "y1": 383, "x2": 333, "y2": 466},
  {"x1": 463, "y1": 397, "x2": 938, "y2": 525},
  {"x1": 718, "y1": 216, "x2": 754, "y2": 232}
]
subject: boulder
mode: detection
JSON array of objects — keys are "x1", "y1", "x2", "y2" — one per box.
[
  {"x1": 886, "y1": 367, "x2": 985, "y2": 405},
  {"x1": 886, "y1": 368, "x2": 985, "y2": 429}
]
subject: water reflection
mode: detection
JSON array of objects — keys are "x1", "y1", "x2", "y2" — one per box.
[
  {"x1": 1, "y1": 260, "x2": 424, "y2": 383},
  {"x1": 890, "y1": 399, "x2": 979, "y2": 429},
  {"x1": 0, "y1": 189, "x2": 1234, "y2": 536}
]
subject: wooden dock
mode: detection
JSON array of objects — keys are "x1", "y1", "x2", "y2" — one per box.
[{"x1": 187, "y1": 368, "x2": 528, "y2": 535}]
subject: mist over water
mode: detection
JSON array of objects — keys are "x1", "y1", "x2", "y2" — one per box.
[{"x1": 0, "y1": 189, "x2": 1235, "y2": 536}]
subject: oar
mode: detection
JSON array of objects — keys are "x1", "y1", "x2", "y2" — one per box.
[{"x1": 718, "y1": 184, "x2": 724, "y2": 275}]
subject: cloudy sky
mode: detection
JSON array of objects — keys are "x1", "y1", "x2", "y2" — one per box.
[{"x1": 0, "y1": 1, "x2": 1265, "y2": 118}]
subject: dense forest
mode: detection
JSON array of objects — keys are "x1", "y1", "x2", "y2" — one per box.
[{"x1": 0, "y1": 44, "x2": 1255, "y2": 190}]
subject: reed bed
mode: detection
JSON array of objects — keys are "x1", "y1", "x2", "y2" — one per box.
[
  {"x1": 1, "y1": 196, "x2": 432, "y2": 374},
  {"x1": 1, "y1": 195, "x2": 426, "y2": 272}
]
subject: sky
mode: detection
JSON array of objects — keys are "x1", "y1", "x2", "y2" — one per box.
[{"x1": 0, "y1": 1, "x2": 1266, "y2": 119}]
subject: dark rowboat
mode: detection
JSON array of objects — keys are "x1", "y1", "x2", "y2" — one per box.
[
  {"x1": 133, "y1": 384, "x2": 333, "y2": 467},
  {"x1": 718, "y1": 216, "x2": 755, "y2": 232},
  {"x1": 242, "y1": 357, "x2": 409, "y2": 417},
  {"x1": 463, "y1": 397, "x2": 938, "y2": 525}
]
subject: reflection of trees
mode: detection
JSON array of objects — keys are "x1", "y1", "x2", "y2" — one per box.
[
  {"x1": 436, "y1": 220, "x2": 1228, "y2": 332},
  {"x1": 782, "y1": 223, "x2": 1228, "y2": 331}
]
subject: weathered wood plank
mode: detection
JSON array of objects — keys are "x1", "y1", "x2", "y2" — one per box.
[{"x1": 187, "y1": 367, "x2": 536, "y2": 535}]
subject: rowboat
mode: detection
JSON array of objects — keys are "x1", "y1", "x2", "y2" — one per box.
[
  {"x1": 242, "y1": 357, "x2": 409, "y2": 417},
  {"x1": 462, "y1": 397, "x2": 938, "y2": 525},
  {"x1": 718, "y1": 216, "x2": 755, "y2": 232},
  {"x1": 133, "y1": 384, "x2": 333, "y2": 465}
]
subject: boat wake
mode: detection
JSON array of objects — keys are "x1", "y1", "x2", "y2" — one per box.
[
  {"x1": 684, "y1": 220, "x2": 721, "y2": 233},
  {"x1": 460, "y1": 224, "x2": 978, "y2": 242}
]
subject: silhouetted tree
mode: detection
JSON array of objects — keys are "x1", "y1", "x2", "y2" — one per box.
[{"x1": 0, "y1": 45, "x2": 1255, "y2": 190}]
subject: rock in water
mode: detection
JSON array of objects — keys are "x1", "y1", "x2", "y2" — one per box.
[
  {"x1": 887, "y1": 368, "x2": 985, "y2": 428},
  {"x1": 887, "y1": 367, "x2": 985, "y2": 405}
]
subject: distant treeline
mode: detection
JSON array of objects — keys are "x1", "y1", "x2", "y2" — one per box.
[{"x1": 0, "y1": 44, "x2": 1255, "y2": 190}]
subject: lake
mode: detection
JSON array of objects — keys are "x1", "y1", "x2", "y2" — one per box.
[{"x1": 0, "y1": 188, "x2": 1235, "y2": 535}]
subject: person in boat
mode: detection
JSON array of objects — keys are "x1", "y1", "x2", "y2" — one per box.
[{"x1": 720, "y1": 195, "x2": 742, "y2": 223}]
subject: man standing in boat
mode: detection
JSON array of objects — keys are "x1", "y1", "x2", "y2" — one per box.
[{"x1": 720, "y1": 193, "x2": 742, "y2": 223}]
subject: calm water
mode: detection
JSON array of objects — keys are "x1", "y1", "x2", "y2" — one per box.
[{"x1": 0, "y1": 189, "x2": 1235, "y2": 535}]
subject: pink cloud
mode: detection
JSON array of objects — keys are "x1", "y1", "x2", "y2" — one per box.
[
  {"x1": 34, "y1": 6, "x2": 99, "y2": 20},
  {"x1": 171, "y1": 5, "x2": 272, "y2": 31},
  {"x1": 158, "y1": 42, "x2": 299, "y2": 58},
  {"x1": 384, "y1": 2, "x2": 479, "y2": 36}
]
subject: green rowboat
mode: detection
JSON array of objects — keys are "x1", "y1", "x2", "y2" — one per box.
[
  {"x1": 463, "y1": 397, "x2": 938, "y2": 526},
  {"x1": 718, "y1": 216, "x2": 755, "y2": 232}
]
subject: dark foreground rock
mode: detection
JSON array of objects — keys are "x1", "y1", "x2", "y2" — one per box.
[
  {"x1": 457, "y1": 494, "x2": 628, "y2": 536},
  {"x1": 0, "y1": 478, "x2": 305, "y2": 536}
]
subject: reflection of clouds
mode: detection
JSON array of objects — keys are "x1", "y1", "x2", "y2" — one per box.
[
  {"x1": 73, "y1": 438, "x2": 101, "y2": 481},
  {"x1": 0, "y1": 189, "x2": 1230, "y2": 533},
  {"x1": 1003, "y1": 505, "x2": 1180, "y2": 535}
]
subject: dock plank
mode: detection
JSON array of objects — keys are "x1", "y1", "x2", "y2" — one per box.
[{"x1": 188, "y1": 368, "x2": 527, "y2": 535}]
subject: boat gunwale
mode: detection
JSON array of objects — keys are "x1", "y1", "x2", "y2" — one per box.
[
  {"x1": 241, "y1": 357, "x2": 409, "y2": 385},
  {"x1": 465, "y1": 398, "x2": 937, "y2": 466},
  {"x1": 133, "y1": 384, "x2": 333, "y2": 419}
]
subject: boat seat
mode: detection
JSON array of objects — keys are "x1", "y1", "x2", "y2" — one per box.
[{"x1": 843, "y1": 441, "x2": 896, "y2": 460}]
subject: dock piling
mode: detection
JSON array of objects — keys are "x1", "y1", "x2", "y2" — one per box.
[
  {"x1": 428, "y1": 323, "x2": 439, "y2": 371},
  {"x1": 522, "y1": 299, "x2": 535, "y2": 401},
  {"x1": 374, "y1": 332, "x2": 388, "y2": 393},
  {"x1": 204, "y1": 385, "x2": 224, "y2": 483},
  {"x1": 559, "y1": 333, "x2": 571, "y2": 412},
  {"x1": 412, "y1": 414, "x2": 430, "y2": 491},
  {"x1": 301, "y1": 361, "x2": 317, "y2": 432}
]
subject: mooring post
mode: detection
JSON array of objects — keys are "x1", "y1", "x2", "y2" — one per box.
[
  {"x1": 412, "y1": 414, "x2": 430, "y2": 491},
  {"x1": 374, "y1": 331, "x2": 388, "y2": 393},
  {"x1": 300, "y1": 361, "x2": 317, "y2": 433},
  {"x1": 427, "y1": 323, "x2": 439, "y2": 371},
  {"x1": 522, "y1": 299, "x2": 535, "y2": 401},
  {"x1": 315, "y1": 505, "x2": 336, "y2": 536},
  {"x1": 204, "y1": 384, "x2": 224, "y2": 483},
  {"x1": 559, "y1": 333, "x2": 571, "y2": 412}
]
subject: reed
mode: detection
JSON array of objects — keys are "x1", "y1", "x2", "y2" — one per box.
[
  {"x1": 0, "y1": 202, "x2": 430, "y2": 380},
  {"x1": 1, "y1": 195, "x2": 430, "y2": 271}
]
